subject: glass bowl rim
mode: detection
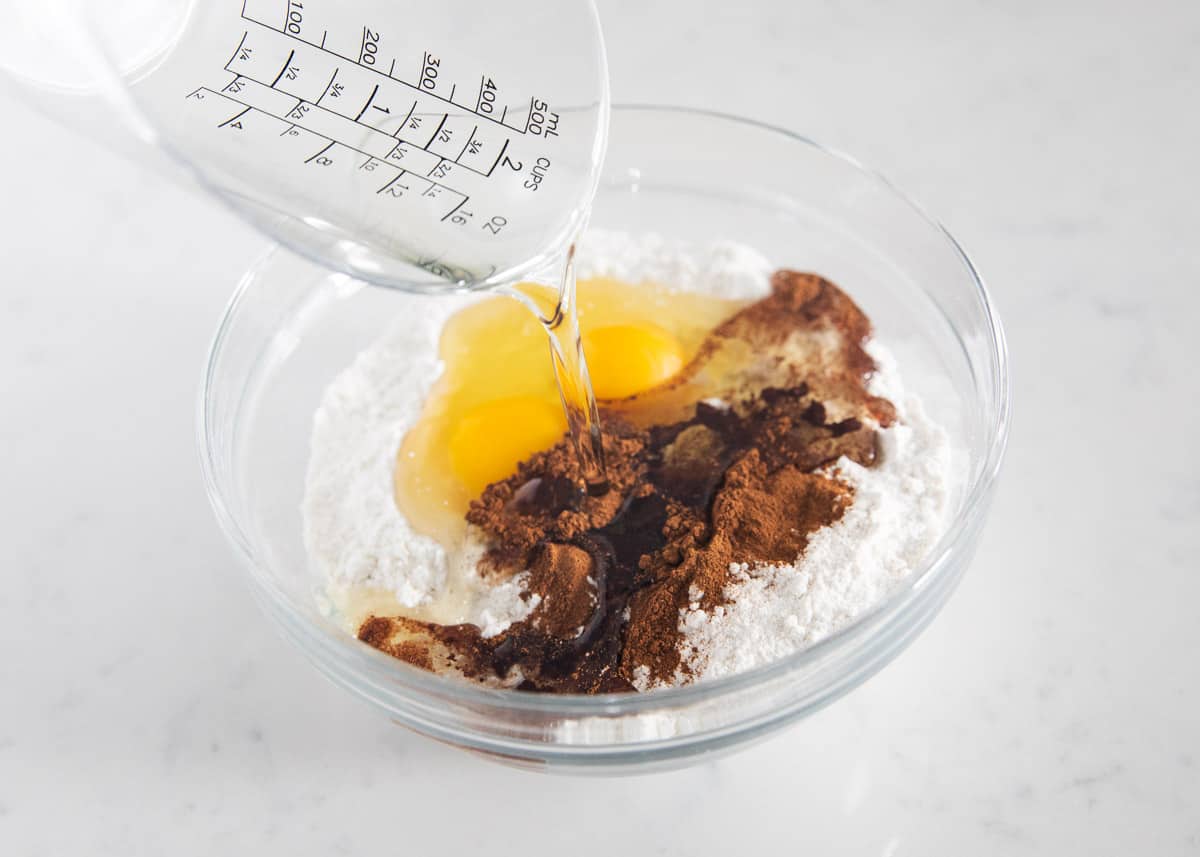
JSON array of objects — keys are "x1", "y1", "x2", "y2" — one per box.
[{"x1": 198, "y1": 103, "x2": 1012, "y2": 717}]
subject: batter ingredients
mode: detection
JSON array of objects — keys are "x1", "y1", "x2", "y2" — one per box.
[{"x1": 303, "y1": 233, "x2": 953, "y2": 691}]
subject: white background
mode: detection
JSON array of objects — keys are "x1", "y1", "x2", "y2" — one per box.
[{"x1": 2, "y1": 0, "x2": 1198, "y2": 853}]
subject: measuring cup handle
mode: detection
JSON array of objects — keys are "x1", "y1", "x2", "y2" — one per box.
[{"x1": 0, "y1": 0, "x2": 168, "y2": 166}]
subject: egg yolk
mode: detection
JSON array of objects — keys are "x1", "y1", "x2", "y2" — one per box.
[
  {"x1": 582, "y1": 323, "x2": 687, "y2": 399},
  {"x1": 448, "y1": 396, "x2": 567, "y2": 498}
]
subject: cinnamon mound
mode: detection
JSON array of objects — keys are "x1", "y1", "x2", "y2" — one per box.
[{"x1": 359, "y1": 272, "x2": 895, "y2": 693}]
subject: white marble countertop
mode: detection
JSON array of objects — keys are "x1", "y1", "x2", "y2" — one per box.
[{"x1": 2, "y1": 1, "x2": 1197, "y2": 853}]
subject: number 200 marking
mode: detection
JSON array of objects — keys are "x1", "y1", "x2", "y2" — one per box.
[{"x1": 361, "y1": 28, "x2": 379, "y2": 65}]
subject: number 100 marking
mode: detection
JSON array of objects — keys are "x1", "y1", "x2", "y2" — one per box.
[{"x1": 286, "y1": 0, "x2": 303, "y2": 35}]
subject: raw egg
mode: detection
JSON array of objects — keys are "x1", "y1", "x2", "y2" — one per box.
[
  {"x1": 395, "y1": 276, "x2": 747, "y2": 545},
  {"x1": 581, "y1": 323, "x2": 687, "y2": 399},
  {"x1": 448, "y1": 396, "x2": 566, "y2": 497}
]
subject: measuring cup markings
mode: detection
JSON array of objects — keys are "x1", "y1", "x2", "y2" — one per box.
[
  {"x1": 226, "y1": 7, "x2": 554, "y2": 182},
  {"x1": 163, "y1": 1, "x2": 593, "y2": 288}
]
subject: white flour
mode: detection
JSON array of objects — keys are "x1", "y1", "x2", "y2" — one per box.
[
  {"x1": 574, "y1": 231, "x2": 774, "y2": 297},
  {"x1": 302, "y1": 231, "x2": 953, "y2": 679},
  {"x1": 670, "y1": 344, "x2": 952, "y2": 685},
  {"x1": 302, "y1": 295, "x2": 458, "y2": 607}
]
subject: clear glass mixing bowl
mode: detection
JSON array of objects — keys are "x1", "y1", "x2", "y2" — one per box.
[{"x1": 200, "y1": 105, "x2": 1010, "y2": 774}]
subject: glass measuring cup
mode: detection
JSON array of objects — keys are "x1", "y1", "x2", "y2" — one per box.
[{"x1": 0, "y1": 0, "x2": 610, "y2": 292}]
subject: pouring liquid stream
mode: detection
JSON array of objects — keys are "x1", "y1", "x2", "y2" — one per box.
[{"x1": 504, "y1": 244, "x2": 609, "y2": 497}]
